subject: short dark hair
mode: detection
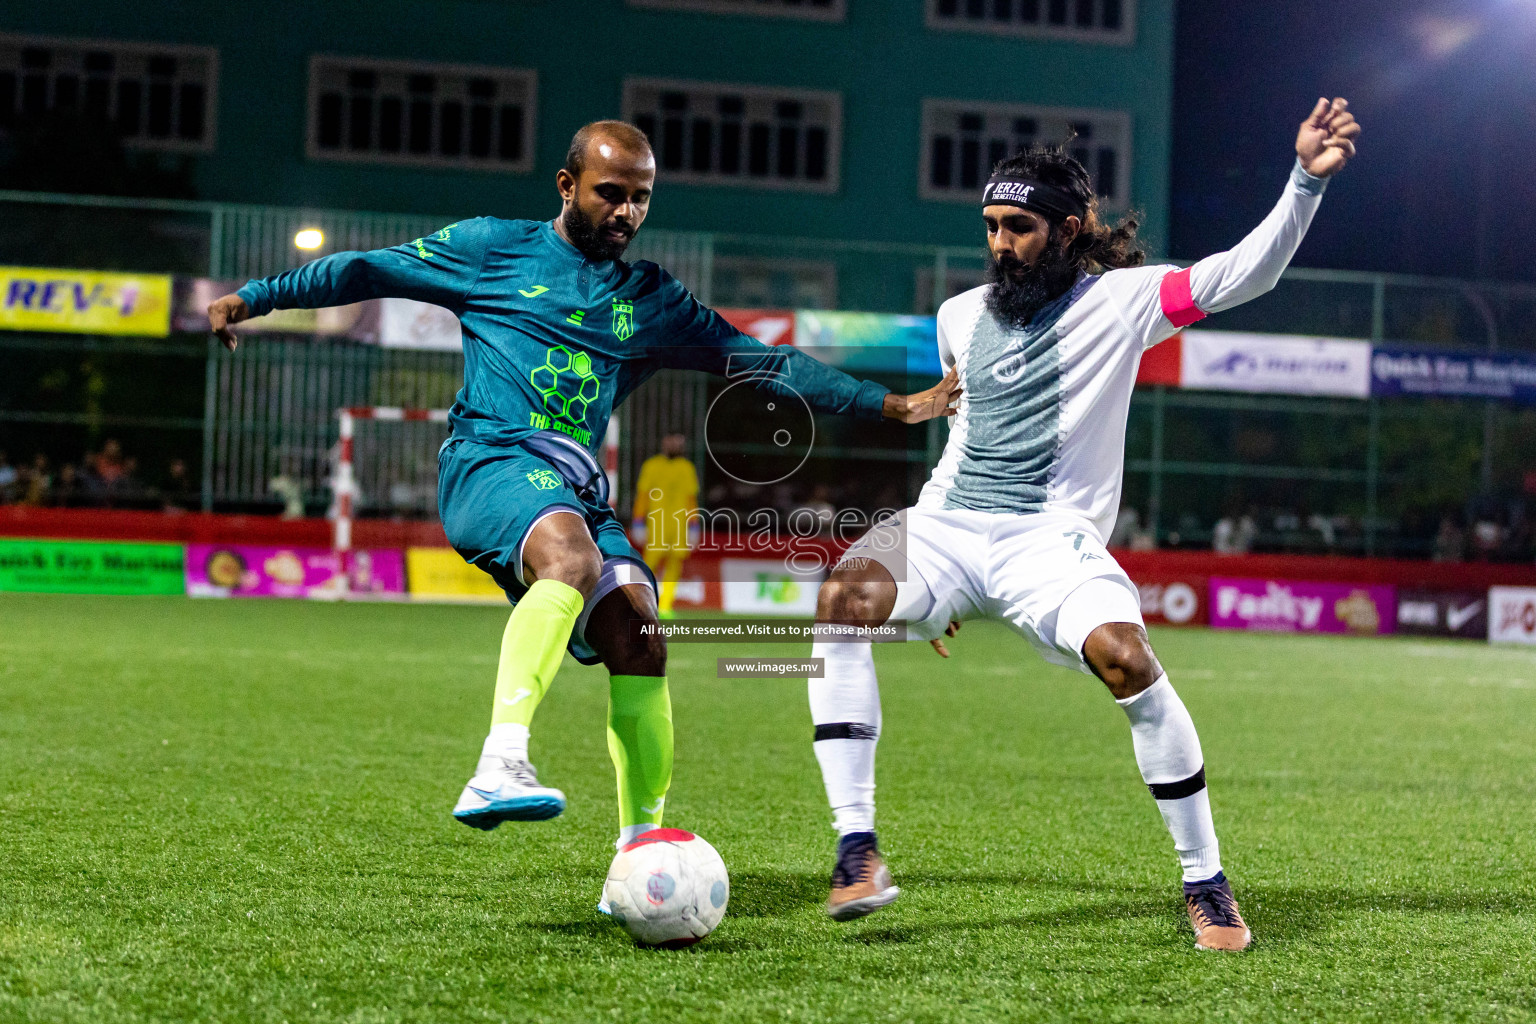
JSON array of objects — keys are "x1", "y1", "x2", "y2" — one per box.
[
  {"x1": 991, "y1": 143, "x2": 1145, "y2": 272},
  {"x1": 564, "y1": 120, "x2": 652, "y2": 177}
]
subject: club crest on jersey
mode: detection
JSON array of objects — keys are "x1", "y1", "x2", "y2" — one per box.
[
  {"x1": 992, "y1": 351, "x2": 1029, "y2": 384},
  {"x1": 612, "y1": 301, "x2": 636, "y2": 341},
  {"x1": 525, "y1": 469, "x2": 562, "y2": 491}
]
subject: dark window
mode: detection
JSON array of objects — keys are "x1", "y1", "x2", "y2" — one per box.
[
  {"x1": 348, "y1": 69, "x2": 376, "y2": 91},
  {"x1": 931, "y1": 136, "x2": 953, "y2": 188},
  {"x1": 662, "y1": 112, "x2": 685, "y2": 169},
  {"x1": 84, "y1": 77, "x2": 111, "y2": 117},
  {"x1": 408, "y1": 99, "x2": 432, "y2": 152},
  {"x1": 959, "y1": 113, "x2": 983, "y2": 132},
  {"x1": 634, "y1": 112, "x2": 656, "y2": 143},
  {"x1": 776, "y1": 124, "x2": 798, "y2": 178},
  {"x1": 1075, "y1": 0, "x2": 1095, "y2": 27},
  {"x1": 54, "y1": 74, "x2": 79, "y2": 109},
  {"x1": 408, "y1": 74, "x2": 435, "y2": 95},
  {"x1": 178, "y1": 83, "x2": 204, "y2": 140},
  {"x1": 0, "y1": 73, "x2": 14, "y2": 128},
  {"x1": 719, "y1": 120, "x2": 741, "y2": 174},
  {"x1": 965, "y1": 0, "x2": 986, "y2": 16},
  {"x1": 1096, "y1": 146, "x2": 1116, "y2": 198},
  {"x1": 805, "y1": 126, "x2": 827, "y2": 180},
  {"x1": 1019, "y1": 0, "x2": 1039, "y2": 20},
  {"x1": 718, "y1": 95, "x2": 744, "y2": 116},
  {"x1": 468, "y1": 77, "x2": 495, "y2": 99},
  {"x1": 147, "y1": 55, "x2": 177, "y2": 78},
  {"x1": 20, "y1": 71, "x2": 46, "y2": 115},
  {"x1": 748, "y1": 122, "x2": 770, "y2": 175},
  {"x1": 117, "y1": 80, "x2": 142, "y2": 135},
  {"x1": 84, "y1": 52, "x2": 113, "y2": 73},
  {"x1": 959, "y1": 138, "x2": 980, "y2": 189},
  {"x1": 318, "y1": 93, "x2": 343, "y2": 148},
  {"x1": 499, "y1": 105, "x2": 523, "y2": 160},
  {"x1": 21, "y1": 48, "x2": 50, "y2": 69},
  {"x1": 1101, "y1": 0, "x2": 1121, "y2": 28},
  {"x1": 469, "y1": 103, "x2": 493, "y2": 157},
  {"x1": 690, "y1": 118, "x2": 712, "y2": 172},
  {"x1": 1048, "y1": 0, "x2": 1068, "y2": 23},
  {"x1": 662, "y1": 91, "x2": 687, "y2": 111},
  {"x1": 147, "y1": 80, "x2": 174, "y2": 137},
  {"x1": 349, "y1": 94, "x2": 372, "y2": 150},
  {"x1": 379, "y1": 97, "x2": 403, "y2": 152},
  {"x1": 776, "y1": 100, "x2": 802, "y2": 120},
  {"x1": 988, "y1": 139, "x2": 1007, "y2": 173},
  {"x1": 993, "y1": 0, "x2": 1012, "y2": 19},
  {"x1": 439, "y1": 100, "x2": 463, "y2": 156},
  {"x1": 938, "y1": 0, "x2": 958, "y2": 14}
]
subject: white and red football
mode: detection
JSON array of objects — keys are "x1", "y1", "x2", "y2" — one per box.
[{"x1": 603, "y1": 828, "x2": 729, "y2": 947}]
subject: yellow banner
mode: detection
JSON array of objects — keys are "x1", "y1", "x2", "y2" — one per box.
[
  {"x1": 406, "y1": 547, "x2": 505, "y2": 603},
  {"x1": 0, "y1": 266, "x2": 172, "y2": 337}
]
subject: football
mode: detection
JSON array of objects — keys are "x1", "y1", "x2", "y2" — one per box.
[{"x1": 603, "y1": 828, "x2": 730, "y2": 947}]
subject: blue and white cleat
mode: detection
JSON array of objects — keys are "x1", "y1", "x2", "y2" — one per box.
[
  {"x1": 452, "y1": 758, "x2": 566, "y2": 830},
  {"x1": 597, "y1": 892, "x2": 612, "y2": 916}
]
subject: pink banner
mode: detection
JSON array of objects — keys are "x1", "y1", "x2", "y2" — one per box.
[
  {"x1": 1209, "y1": 577, "x2": 1396, "y2": 635},
  {"x1": 186, "y1": 544, "x2": 404, "y2": 599}
]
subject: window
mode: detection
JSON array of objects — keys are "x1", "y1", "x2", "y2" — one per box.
[
  {"x1": 0, "y1": 34, "x2": 217, "y2": 152},
  {"x1": 920, "y1": 99, "x2": 1130, "y2": 208},
  {"x1": 308, "y1": 56, "x2": 535, "y2": 172},
  {"x1": 927, "y1": 0, "x2": 1135, "y2": 43},
  {"x1": 713, "y1": 257, "x2": 837, "y2": 309},
  {"x1": 625, "y1": 78, "x2": 840, "y2": 193},
  {"x1": 628, "y1": 0, "x2": 845, "y2": 20}
]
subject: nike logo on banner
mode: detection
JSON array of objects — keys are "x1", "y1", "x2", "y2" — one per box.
[
  {"x1": 500, "y1": 688, "x2": 533, "y2": 706},
  {"x1": 1447, "y1": 601, "x2": 1484, "y2": 631},
  {"x1": 642, "y1": 798, "x2": 665, "y2": 815},
  {"x1": 519, "y1": 286, "x2": 549, "y2": 298}
]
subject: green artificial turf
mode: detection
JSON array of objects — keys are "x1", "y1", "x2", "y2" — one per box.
[{"x1": 1, "y1": 593, "x2": 1534, "y2": 1023}]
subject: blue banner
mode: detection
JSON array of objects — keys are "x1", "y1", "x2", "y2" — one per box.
[{"x1": 1370, "y1": 345, "x2": 1536, "y2": 403}]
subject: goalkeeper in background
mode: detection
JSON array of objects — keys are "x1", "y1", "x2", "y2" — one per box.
[{"x1": 631, "y1": 433, "x2": 698, "y2": 619}]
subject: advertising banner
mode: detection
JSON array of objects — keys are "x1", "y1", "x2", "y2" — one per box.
[
  {"x1": 793, "y1": 310, "x2": 942, "y2": 376},
  {"x1": 1180, "y1": 330, "x2": 1372, "y2": 398},
  {"x1": 1, "y1": 267, "x2": 172, "y2": 337},
  {"x1": 378, "y1": 297, "x2": 462, "y2": 350},
  {"x1": 1210, "y1": 577, "x2": 1396, "y2": 635},
  {"x1": 405, "y1": 546, "x2": 504, "y2": 603},
  {"x1": 1135, "y1": 577, "x2": 1208, "y2": 626},
  {"x1": 720, "y1": 558, "x2": 823, "y2": 616},
  {"x1": 0, "y1": 538, "x2": 184, "y2": 594},
  {"x1": 1371, "y1": 345, "x2": 1536, "y2": 404},
  {"x1": 186, "y1": 544, "x2": 404, "y2": 599},
  {"x1": 1488, "y1": 586, "x2": 1536, "y2": 644},
  {"x1": 173, "y1": 278, "x2": 376, "y2": 338},
  {"x1": 719, "y1": 309, "x2": 795, "y2": 347},
  {"x1": 1396, "y1": 589, "x2": 1488, "y2": 639}
]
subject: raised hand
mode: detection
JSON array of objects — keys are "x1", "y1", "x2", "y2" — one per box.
[
  {"x1": 884, "y1": 366, "x2": 963, "y2": 424},
  {"x1": 206, "y1": 293, "x2": 251, "y2": 352},
  {"x1": 1296, "y1": 97, "x2": 1361, "y2": 179}
]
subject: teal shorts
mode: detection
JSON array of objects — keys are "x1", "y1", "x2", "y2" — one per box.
[{"x1": 437, "y1": 437, "x2": 654, "y2": 664}]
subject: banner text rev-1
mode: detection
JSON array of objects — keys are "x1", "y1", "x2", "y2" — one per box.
[{"x1": 0, "y1": 266, "x2": 173, "y2": 337}]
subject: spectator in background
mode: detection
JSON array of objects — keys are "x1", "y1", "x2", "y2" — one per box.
[
  {"x1": 1212, "y1": 510, "x2": 1257, "y2": 555},
  {"x1": 0, "y1": 450, "x2": 16, "y2": 502},
  {"x1": 19, "y1": 454, "x2": 52, "y2": 506},
  {"x1": 1433, "y1": 515, "x2": 1466, "y2": 562},
  {"x1": 162, "y1": 458, "x2": 194, "y2": 512},
  {"x1": 1471, "y1": 515, "x2": 1504, "y2": 561},
  {"x1": 52, "y1": 463, "x2": 82, "y2": 508},
  {"x1": 1109, "y1": 506, "x2": 1141, "y2": 548}
]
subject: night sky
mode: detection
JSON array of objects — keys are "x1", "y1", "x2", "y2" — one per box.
[{"x1": 1170, "y1": 0, "x2": 1536, "y2": 283}]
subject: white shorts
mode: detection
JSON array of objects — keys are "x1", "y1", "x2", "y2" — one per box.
[{"x1": 838, "y1": 507, "x2": 1144, "y2": 673}]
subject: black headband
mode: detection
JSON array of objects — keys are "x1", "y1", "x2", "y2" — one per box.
[{"x1": 982, "y1": 176, "x2": 1086, "y2": 222}]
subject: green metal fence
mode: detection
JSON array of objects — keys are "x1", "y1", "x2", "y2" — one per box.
[{"x1": 2, "y1": 187, "x2": 1535, "y2": 555}]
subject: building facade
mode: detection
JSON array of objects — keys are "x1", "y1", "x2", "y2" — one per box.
[{"x1": 2, "y1": 0, "x2": 1175, "y2": 278}]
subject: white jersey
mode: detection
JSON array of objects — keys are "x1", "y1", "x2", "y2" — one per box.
[{"x1": 918, "y1": 160, "x2": 1329, "y2": 541}]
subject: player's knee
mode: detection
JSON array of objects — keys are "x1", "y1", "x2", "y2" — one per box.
[
  {"x1": 608, "y1": 619, "x2": 667, "y2": 675},
  {"x1": 1085, "y1": 625, "x2": 1161, "y2": 700},
  {"x1": 536, "y1": 548, "x2": 601, "y2": 597},
  {"x1": 817, "y1": 580, "x2": 877, "y2": 626}
]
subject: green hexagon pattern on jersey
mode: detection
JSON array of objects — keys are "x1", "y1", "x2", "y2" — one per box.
[{"x1": 530, "y1": 344, "x2": 601, "y2": 427}]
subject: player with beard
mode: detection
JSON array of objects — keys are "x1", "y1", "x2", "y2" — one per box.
[
  {"x1": 806, "y1": 98, "x2": 1360, "y2": 950},
  {"x1": 206, "y1": 121, "x2": 960, "y2": 870}
]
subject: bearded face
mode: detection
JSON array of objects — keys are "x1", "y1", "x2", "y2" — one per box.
[
  {"x1": 561, "y1": 200, "x2": 635, "y2": 262},
  {"x1": 984, "y1": 228, "x2": 1080, "y2": 331}
]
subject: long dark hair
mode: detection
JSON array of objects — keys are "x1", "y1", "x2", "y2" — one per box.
[{"x1": 991, "y1": 144, "x2": 1145, "y2": 272}]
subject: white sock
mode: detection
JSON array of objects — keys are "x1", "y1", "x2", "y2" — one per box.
[
  {"x1": 477, "y1": 722, "x2": 530, "y2": 774},
  {"x1": 1117, "y1": 675, "x2": 1222, "y2": 883},
  {"x1": 809, "y1": 639, "x2": 880, "y2": 836}
]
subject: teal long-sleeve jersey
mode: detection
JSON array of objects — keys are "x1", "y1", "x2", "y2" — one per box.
[{"x1": 237, "y1": 218, "x2": 891, "y2": 453}]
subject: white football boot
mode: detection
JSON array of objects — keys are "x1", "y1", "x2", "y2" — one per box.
[{"x1": 452, "y1": 758, "x2": 566, "y2": 830}]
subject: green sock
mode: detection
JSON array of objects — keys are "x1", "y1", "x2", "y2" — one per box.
[
  {"x1": 607, "y1": 675, "x2": 673, "y2": 837},
  {"x1": 490, "y1": 579, "x2": 584, "y2": 730}
]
